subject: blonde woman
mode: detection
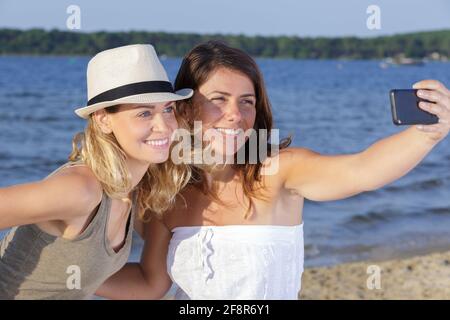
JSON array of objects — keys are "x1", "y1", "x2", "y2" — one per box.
[
  {"x1": 0, "y1": 44, "x2": 193, "y2": 299},
  {"x1": 97, "y1": 41, "x2": 450, "y2": 300}
]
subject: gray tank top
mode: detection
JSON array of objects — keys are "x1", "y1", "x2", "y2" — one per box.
[{"x1": 0, "y1": 160, "x2": 136, "y2": 299}]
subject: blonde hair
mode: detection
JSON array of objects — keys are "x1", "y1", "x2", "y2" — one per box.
[{"x1": 69, "y1": 106, "x2": 191, "y2": 221}]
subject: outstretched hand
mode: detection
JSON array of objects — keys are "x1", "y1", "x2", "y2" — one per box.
[{"x1": 413, "y1": 79, "x2": 450, "y2": 143}]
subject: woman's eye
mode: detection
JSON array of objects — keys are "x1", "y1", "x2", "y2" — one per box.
[
  {"x1": 164, "y1": 106, "x2": 175, "y2": 113},
  {"x1": 242, "y1": 99, "x2": 255, "y2": 105},
  {"x1": 138, "y1": 111, "x2": 152, "y2": 118},
  {"x1": 211, "y1": 97, "x2": 225, "y2": 102}
]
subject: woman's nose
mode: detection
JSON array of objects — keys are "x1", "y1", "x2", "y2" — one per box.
[
  {"x1": 224, "y1": 100, "x2": 242, "y2": 123},
  {"x1": 151, "y1": 113, "x2": 171, "y2": 133}
]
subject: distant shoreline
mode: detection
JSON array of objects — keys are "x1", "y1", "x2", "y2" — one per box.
[
  {"x1": 0, "y1": 28, "x2": 449, "y2": 60},
  {"x1": 1, "y1": 54, "x2": 449, "y2": 64}
]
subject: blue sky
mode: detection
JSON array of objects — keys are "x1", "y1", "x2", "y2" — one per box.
[{"x1": 0, "y1": 0, "x2": 449, "y2": 37}]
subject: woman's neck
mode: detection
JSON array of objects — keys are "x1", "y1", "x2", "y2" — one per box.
[
  {"x1": 205, "y1": 164, "x2": 237, "y2": 188},
  {"x1": 125, "y1": 157, "x2": 150, "y2": 194}
]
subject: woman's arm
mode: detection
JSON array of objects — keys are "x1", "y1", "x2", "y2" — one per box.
[
  {"x1": 0, "y1": 167, "x2": 102, "y2": 229},
  {"x1": 95, "y1": 216, "x2": 173, "y2": 300},
  {"x1": 281, "y1": 80, "x2": 449, "y2": 201}
]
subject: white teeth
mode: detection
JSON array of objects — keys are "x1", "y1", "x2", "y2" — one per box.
[
  {"x1": 215, "y1": 128, "x2": 243, "y2": 135},
  {"x1": 144, "y1": 138, "x2": 169, "y2": 146}
]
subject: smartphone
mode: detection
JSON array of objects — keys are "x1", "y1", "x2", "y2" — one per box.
[{"x1": 389, "y1": 89, "x2": 439, "y2": 125}]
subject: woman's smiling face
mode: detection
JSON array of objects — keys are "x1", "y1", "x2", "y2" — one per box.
[
  {"x1": 193, "y1": 67, "x2": 257, "y2": 158},
  {"x1": 95, "y1": 101, "x2": 178, "y2": 164}
]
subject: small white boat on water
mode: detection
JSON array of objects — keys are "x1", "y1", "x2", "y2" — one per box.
[{"x1": 380, "y1": 54, "x2": 425, "y2": 68}]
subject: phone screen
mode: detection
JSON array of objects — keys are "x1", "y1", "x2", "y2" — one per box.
[{"x1": 390, "y1": 89, "x2": 439, "y2": 125}]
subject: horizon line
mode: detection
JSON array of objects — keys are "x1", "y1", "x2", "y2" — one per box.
[{"x1": 1, "y1": 27, "x2": 449, "y2": 40}]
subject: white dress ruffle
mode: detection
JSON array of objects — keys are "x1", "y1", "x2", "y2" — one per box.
[{"x1": 167, "y1": 223, "x2": 304, "y2": 300}]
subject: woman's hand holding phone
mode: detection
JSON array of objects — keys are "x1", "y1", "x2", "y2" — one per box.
[
  {"x1": 390, "y1": 80, "x2": 450, "y2": 143},
  {"x1": 413, "y1": 80, "x2": 450, "y2": 142}
]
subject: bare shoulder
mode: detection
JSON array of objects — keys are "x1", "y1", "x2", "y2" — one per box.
[
  {"x1": 134, "y1": 187, "x2": 189, "y2": 239},
  {"x1": 43, "y1": 164, "x2": 103, "y2": 217},
  {"x1": 277, "y1": 147, "x2": 318, "y2": 160},
  {"x1": 261, "y1": 147, "x2": 317, "y2": 179}
]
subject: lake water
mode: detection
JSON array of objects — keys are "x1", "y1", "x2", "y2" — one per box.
[{"x1": 0, "y1": 56, "x2": 449, "y2": 267}]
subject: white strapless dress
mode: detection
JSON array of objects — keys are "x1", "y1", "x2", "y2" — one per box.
[{"x1": 167, "y1": 223, "x2": 304, "y2": 300}]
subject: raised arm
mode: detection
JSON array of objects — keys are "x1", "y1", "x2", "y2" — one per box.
[
  {"x1": 95, "y1": 215, "x2": 173, "y2": 300},
  {"x1": 281, "y1": 147, "x2": 365, "y2": 201},
  {"x1": 0, "y1": 167, "x2": 102, "y2": 230},
  {"x1": 282, "y1": 80, "x2": 449, "y2": 202}
]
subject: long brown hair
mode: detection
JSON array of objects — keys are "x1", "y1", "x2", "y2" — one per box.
[{"x1": 174, "y1": 40, "x2": 291, "y2": 218}]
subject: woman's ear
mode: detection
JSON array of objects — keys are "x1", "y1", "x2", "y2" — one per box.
[{"x1": 93, "y1": 109, "x2": 113, "y2": 134}]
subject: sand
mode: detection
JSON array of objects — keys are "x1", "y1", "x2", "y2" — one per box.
[{"x1": 299, "y1": 250, "x2": 450, "y2": 299}]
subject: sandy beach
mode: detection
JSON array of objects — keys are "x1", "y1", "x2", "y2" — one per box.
[{"x1": 299, "y1": 249, "x2": 450, "y2": 299}]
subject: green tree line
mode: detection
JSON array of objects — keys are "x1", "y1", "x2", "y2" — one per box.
[{"x1": 0, "y1": 28, "x2": 449, "y2": 59}]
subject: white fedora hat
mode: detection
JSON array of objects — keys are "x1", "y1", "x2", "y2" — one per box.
[{"x1": 75, "y1": 44, "x2": 193, "y2": 119}]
